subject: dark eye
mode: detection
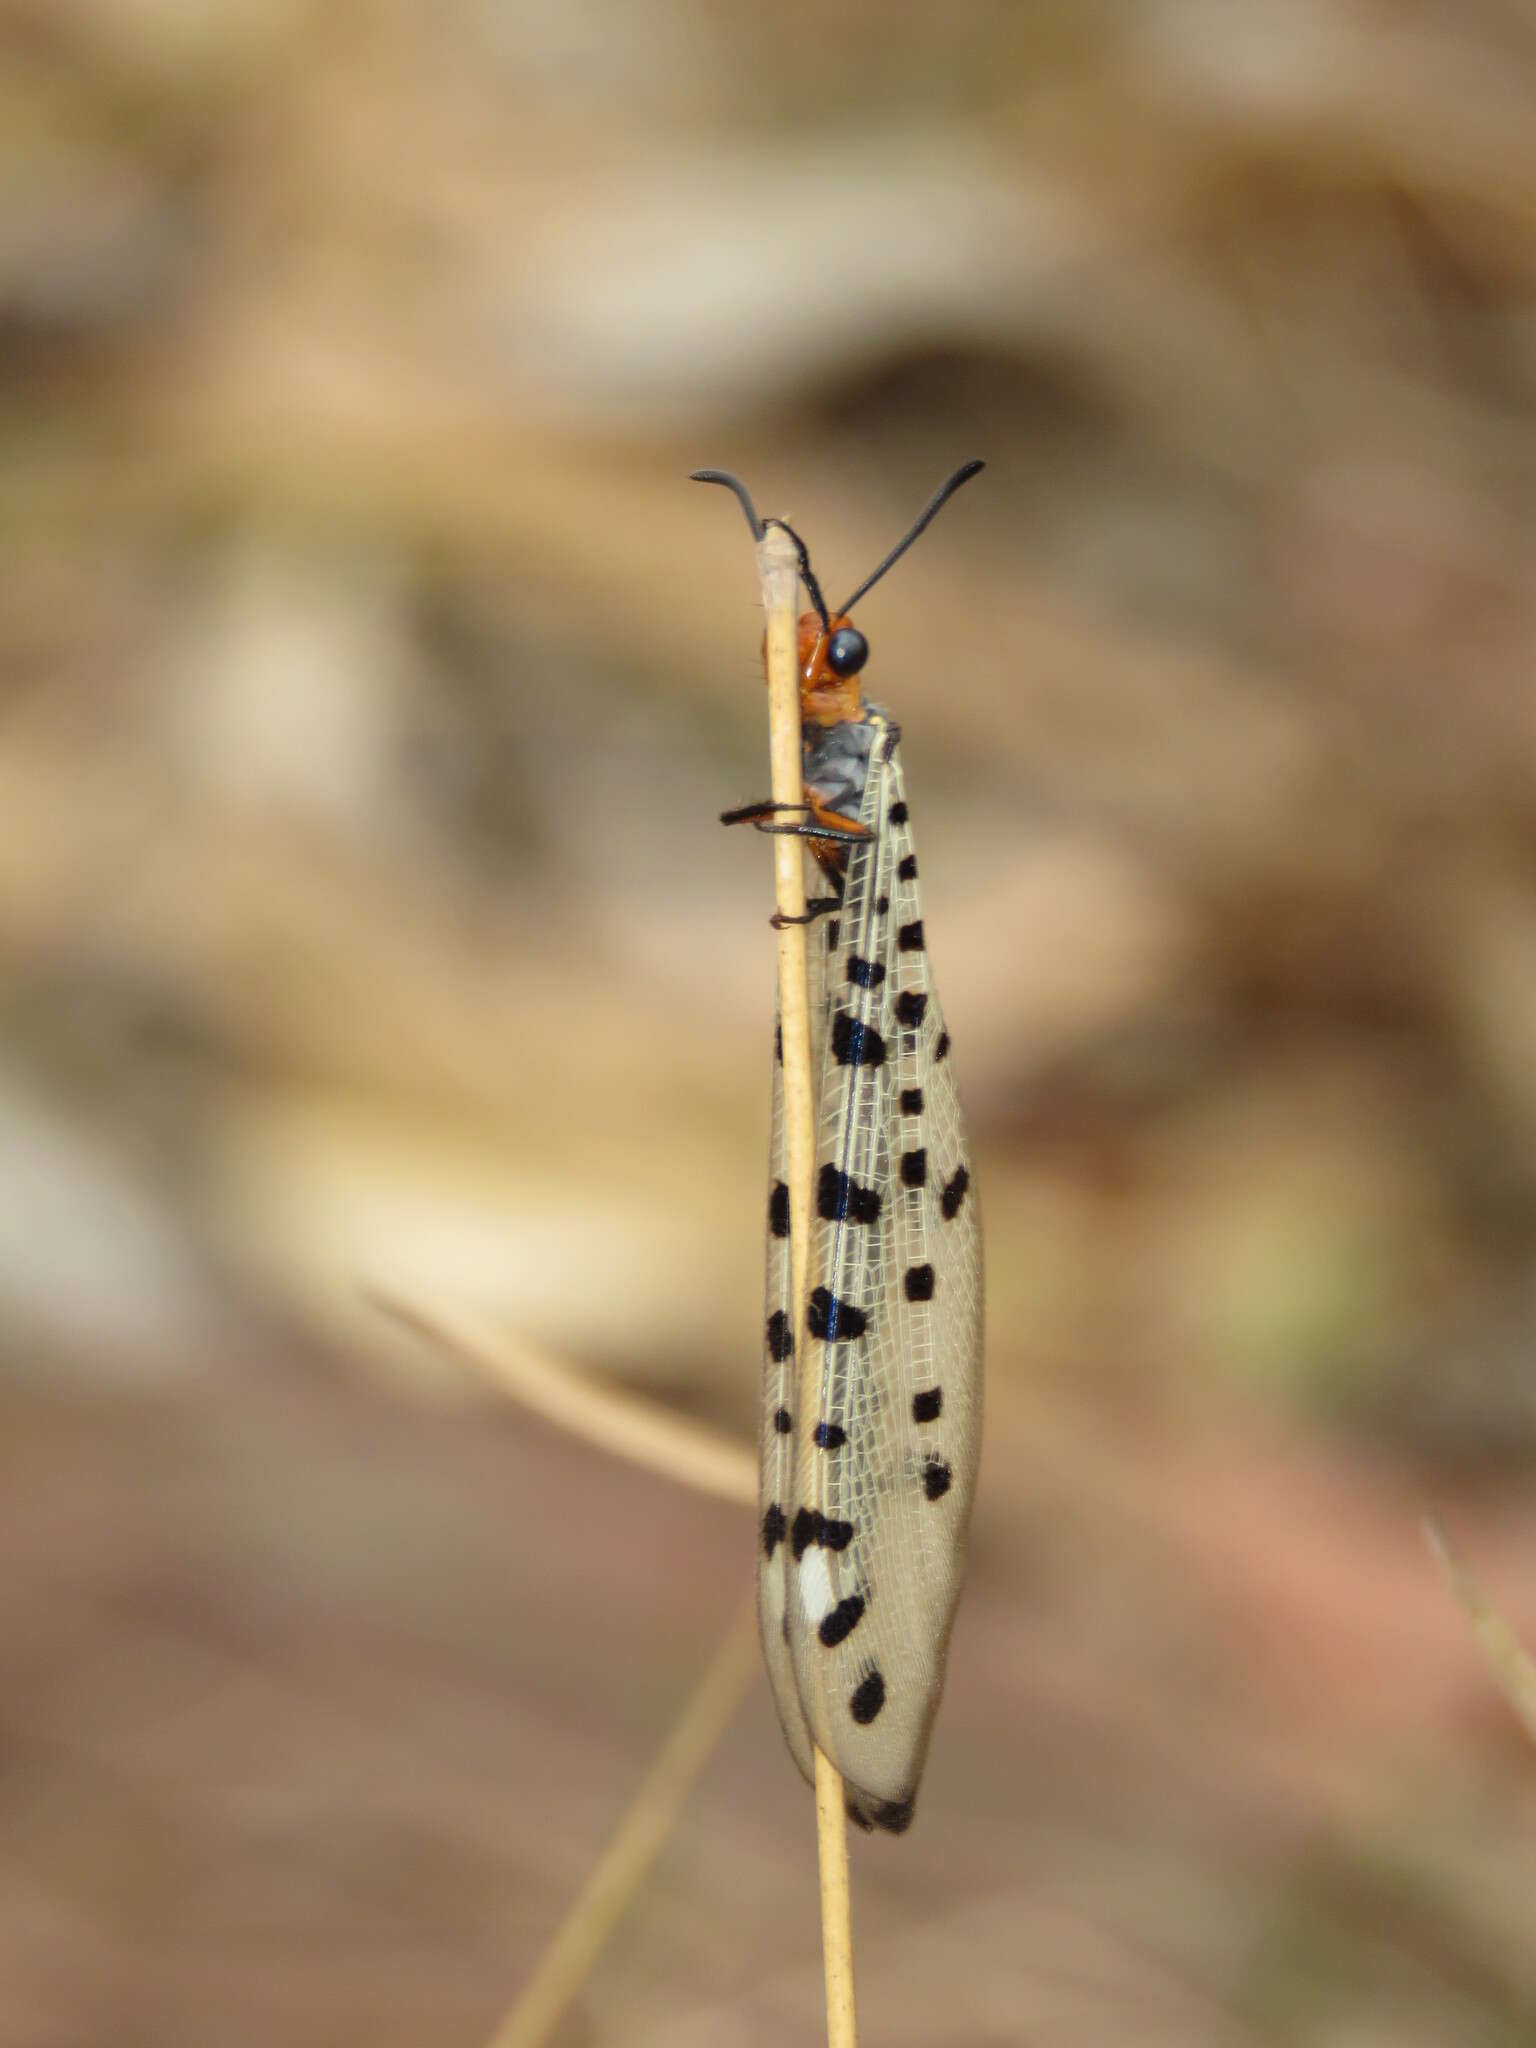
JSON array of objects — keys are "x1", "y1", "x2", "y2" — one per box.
[{"x1": 826, "y1": 627, "x2": 868, "y2": 677}]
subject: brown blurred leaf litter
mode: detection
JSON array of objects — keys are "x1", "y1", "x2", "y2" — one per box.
[{"x1": 3, "y1": 1, "x2": 1536, "y2": 2041}]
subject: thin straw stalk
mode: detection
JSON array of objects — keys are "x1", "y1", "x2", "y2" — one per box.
[{"x1": 755, "y1": 520, "x2": 858, "y2": 2048}]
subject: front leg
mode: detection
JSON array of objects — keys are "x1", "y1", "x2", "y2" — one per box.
[{"x1": 720, "y1": 795, "x2": 869, "y2": 846}]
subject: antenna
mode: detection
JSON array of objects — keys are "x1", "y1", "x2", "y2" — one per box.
[
  {"x1": 691, "y1": 469, "x2": 764, "y2": 540},
  {"x1": 837, "y1": 460, "x2": 985, "y2": 616},
  {"x1": 766, "y1": 519, "x2": 831, "y2": 633},
  {"x1": 692, "y1": 471, "x2": 832, "y2": 632}
]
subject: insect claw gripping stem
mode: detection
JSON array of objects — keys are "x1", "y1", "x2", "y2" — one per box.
[{"x1": 771, "y1": 897, "x2": 840, "y2": 931}]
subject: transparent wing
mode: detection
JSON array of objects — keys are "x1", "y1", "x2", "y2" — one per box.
[
  {"x1": 756, "y1": 846, "x2": 835, "y2": 1788},
  {"x1": 786, "y1": 728, "x2": 984, "y2": 1832}
]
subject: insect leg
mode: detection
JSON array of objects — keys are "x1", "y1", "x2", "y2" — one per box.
[
  {"x1": 721, "y1": 799, "x2": 809, "y2": 828},
  {"x1": 770, "y1": 895, "x2": 841, "y2": 930},
  {"x1": 755, "y1": 819, "x2": 868, "y2": 845}
]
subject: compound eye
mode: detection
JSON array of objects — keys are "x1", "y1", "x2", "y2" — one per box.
[{"x1": 826, "y1": 627, "x2": 868, "y2": 678}]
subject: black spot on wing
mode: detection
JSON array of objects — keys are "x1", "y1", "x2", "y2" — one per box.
[
  {"x1": 766, "y1": 1309, "x2": 793, "y2": 1361},
  {"x1": 818, "y1": 1594, "x2": 866, "y2": 1647},
  {"x1": 774, "y1": 1406, "x2": 792, "y2": 1434},
  {"x1": 895, "y1": 990, "x2": 928, "y2": 1030},
  {"x1": 897, "y1": 921, "x2": 925, "y2": 953},
  {"x1": 762, "y1": 1504, "x2": 787, "y2": 1558},
  {"x1": 934, "y1": 1029, "x2": 950, "y2": 1061},
  {"x1": 817, "y1": 1164, "x2": 881, "y2": 1226},
  {"x1": 808, "y1": 1287, "x2": 868, "y2": 1343},
  {"x1": 769, "y1": 1181, "x2": 789, "y2": 1239},
  {"x1": 900, "y1": 1086, "x2": 924, "y2": 1115},
  {"x1": 845, "y1": 954, "x2": 885, "y2": 988},
  {"x1": 832, "y1": 1011, "x2": 887, "y2": 1068},
  {"x1": 774, "y1": 1022, "x2": 783, "y2": 1065},
  {"x1": 912, "y1": 1387, "x2": 943, "y2": 1423},
  {"x1": 813, "y1": 1420, "x2": 847, "y2": 1449},
  {"x1": 900, "y1": 1148, "x2": 928, "y2": 1189},
  {"x1": 792, "y1": 1507, "x2": 855, "y2": 1559},
  {"x1": 922, "y1": 1456, "x2": 954, "y2": 1501},
  {"x1": 904, "y1": 1263, "x2": 935, "y2": 1302},
  {"x1": 849, "y1": 1670, "x2": 886, "y2": 1724},
  {"x1": 889, "y1": 800, "x2": 909, "y2": 825},
  {"x1": 897, "y1": 853, "x2": 917, "y2": 881},
  {"x1": 941, "y1": 1165, "x2": 971, "y2": 1220},
  {"x1": 867, "y1": 1797, "x2": 915, "y2": 1834},
  {"x1": 827, "y1": 919, "x2": 840, "y2": 948}
]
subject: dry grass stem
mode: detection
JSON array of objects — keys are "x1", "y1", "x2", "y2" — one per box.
[
  {"x1": 484, "y1": 1597, "x2": 762, "y2": 2048},
  {"x1": 371, "y1": 1290, "x2": 760, "y2": 2040},
  {"x1": 369, "y1": 1289, "x2": 757, "y2": 1507},
  {"x1": 369, "y1": 525, "x2": 858, "y2": 2048},
  {"x1": 756, "y1": 519, "x2": 859, "y2": 2048},
  {"x1": 1424, "y1": 1517, "x2": 1536, "y2": 1752}
]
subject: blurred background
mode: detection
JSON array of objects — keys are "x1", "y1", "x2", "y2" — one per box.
[{"x1": 5, "y1": 1, "x2": 1536, "y2": 2041}]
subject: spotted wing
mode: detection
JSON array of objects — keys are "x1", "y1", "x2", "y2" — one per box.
[
  {"x1": 785, "y1": 724, "x2": 983, "y2": 1832},
  {"x1": 756, "y1": 849, "x2": 836, "y2": 1787}
]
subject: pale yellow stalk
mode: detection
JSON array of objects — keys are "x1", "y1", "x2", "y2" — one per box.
[
  {"x1": 370, "y1": 1289, "x2": 755, "y2": 1508},
  {"x1": 1424, "y1": 1517, "x2": 1536, "y2": 1751},
  {"x1": 756, "y1": 520, "x2": 858, "y2": 2048}
]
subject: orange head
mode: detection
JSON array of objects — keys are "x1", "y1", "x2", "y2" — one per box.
[
  {"x1": 764, "y1": 608, "x2": 869, "y2": 727},
  {"x1": 694, "y1": 458, "x2": 986, "y2": 725}
]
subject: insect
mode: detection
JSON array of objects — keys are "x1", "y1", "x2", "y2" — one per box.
[{"x1": 694, "y1": 462, "x2": 986, "y2": 1833}]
